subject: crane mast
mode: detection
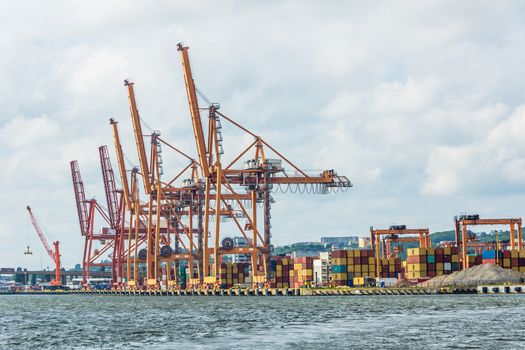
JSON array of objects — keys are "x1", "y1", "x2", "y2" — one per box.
[
  {"x1": 99, "y1": 145, "x2": 120, "y2": 229},
  {"x1": 177, "y1": 43, "x2": 209, "y2": 178},
  {"x1": 70, "y1": 160, "x2": 89, "y2": 236},
  {"x1": 110, "y1": 118, "x2": 132, "y2": 212},
  {"x1": 124, "y1": 80, "x2": 152, "y2": 194},
  {"x1": 26, "y1": 206, "x2": 61, "y2": 286}
]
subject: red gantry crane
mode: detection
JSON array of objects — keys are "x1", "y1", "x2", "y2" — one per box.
[{"x1": 26, "y1": 206, "x2": 61, "y2": 286}]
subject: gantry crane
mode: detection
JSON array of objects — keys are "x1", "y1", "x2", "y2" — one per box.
[
  {"x1": 178, "y1": 43, "x2": 352, "y2": 286},
  {"x1": 454, "y1": 214, "x2": 523, "y2": 270},
  {"x1": 370, "y1": 225, "x2": 430, "y2": 279},
  {"x1": 26, "y1": 206, "x2": 61, "y2": 286},
  {"x1": 382, "y1": 236, "x2": 422, "y2": 258}
]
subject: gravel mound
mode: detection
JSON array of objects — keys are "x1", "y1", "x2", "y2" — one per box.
[{"x1": 421, "y1": 264, "x2": 525, "y2": 287}]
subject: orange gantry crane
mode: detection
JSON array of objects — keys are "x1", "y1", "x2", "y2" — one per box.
[
  {"x1": 26, "y1": 206, "x2": 61, "y2": 286},
  {"x1": 177, "y1": 43, "x2": 352, "y2": 286},
  {"x1": 370, "y1": 225, "x2": 430, "y2": 279},
  {"x1": 454, "y1": 214, "x2": 523, "y2": 270}
]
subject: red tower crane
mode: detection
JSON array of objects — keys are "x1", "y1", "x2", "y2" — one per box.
[{"x1": 26, "y1": 206, "x2": 61, "y2": 286}]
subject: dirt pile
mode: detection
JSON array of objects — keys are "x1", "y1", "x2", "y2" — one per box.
[{"x1": 421, "y1": 263, "x2": 525, "y2": 287}]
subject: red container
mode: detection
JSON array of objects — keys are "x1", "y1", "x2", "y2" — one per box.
[
  {"x1": 428, "y1": 271, "x2": 436, "y2": 278},
  {"x1": 360, "y1": 257, "x2": 368, "y2": 265},
  {"x1": 451, "y1": 247, "x2": 459, "y2": 254},
  {"x1": 435, "y1": 248, "x2": 444, "y2": 255},
  {"x1": 503, "y1": 250, "x2": 511, "y2": 258},
  {"x1": 512, "y1": 259, "x2": 519, "y2": 267},
  {"x1": 436, "y1": 255, "x2": 444, "y2": 263},
  {"x1": 427, "y1": 263, "x2": 435, "y2": 271},
  {"x1": 519, "y1": 258, "x2": 525, "y2": 266},
  {"x1": 332, "y1": 250, "x2": 347, "y2": 258},
  {"x1": 444, "y1": 255, "x2": 451, "y2": 263}
]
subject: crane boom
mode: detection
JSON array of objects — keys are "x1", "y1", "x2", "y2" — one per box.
[
  {"x1": 70, "y1": 160, "x2": 89, "y2": 236},
  {"x1": 177, "y1": 43, "x2": 209, "y2": 177},
  {"x1": 26, "y1": 206, "x2": 61, "y2": 285},
  {"x1": 99, "y1": 145, "x2": 120, "y2": 229},
  {"x1": 26, "y1": 206, "x2": 54, "y2": 260},
  {"x1": 110, "y1": 118, "x2": 132, "y2": 211},
  {"x1": 124, "y1": 80, "x2": 152, "y2": 194}
]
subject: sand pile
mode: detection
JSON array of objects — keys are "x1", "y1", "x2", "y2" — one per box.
[{"x1": 421, "y1": 263, "x2": 525, "y2": 288}]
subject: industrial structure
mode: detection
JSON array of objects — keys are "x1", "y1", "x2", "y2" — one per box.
[
  {"x1": 370, "y1": 225, "x2": 430, "y2": 279},
  {"x1": 26, "y1": 206, "x2": 61, "y2": 286},
  {"x1": 68, "y1": 43, "x2": 352, "y2": 290},
  {"x1": 454, "y1": 215, "x2": 523, "y2": 269}
]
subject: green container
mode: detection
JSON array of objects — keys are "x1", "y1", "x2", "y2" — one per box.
[{"x1": 427, "y1": 255, "x2": 436, "y2": 263}]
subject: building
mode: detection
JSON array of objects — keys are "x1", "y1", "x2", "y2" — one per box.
[
  {"x1": 313, "y1": 252, "x2": 330, "y2": 286},
  {"x1": 359, "y1": 237, "x2": 371, "y2": 248}
]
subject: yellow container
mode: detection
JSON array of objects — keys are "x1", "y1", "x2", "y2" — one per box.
[
  {"x1": 362, "y1": 265, "x2": 369, "y2": 273},
  {"x1": 519, "y1": 266, "x2": 525, "y2": 272},
  {"x1": 368, "y1": 257, "x2": 375, "y2": 265},
  {"x1": 451, "y1": 255, "x2": 459, "y2": 263},
  {"x1": 512, "y1": 267, "x2": 519, "y2": 271},
  {"x1": 436, "y1": 263, "x2": 444, "y2": 272},
  {"x1": 369, "y1": 264, "x2": 375, "y2": 272},
  {"x1": 444, "y1": 247, "x2": 452, "y2": 255},
  {"x1": 503, "y1": 259, "x2": 511, "y2": 268},
  {"x1": 436, "y1": 270, "x2": 444, "y2": 276},
  {"x1": 332, "y1": 258, "x2": 347, "y2": 265},
  {"x1": 347, "y1": 265, "x2": 354, "y2": 272},
  {"x1": 347, "y1": 250, "x2": 355, "y2": 258},
  {"x1": 331, "y1": 273, "x2": 347, "y2": 281},
  {"x1": 276, "y1": 270, "x2": 282, "y2": 277},
  {"x1": 355, "y1": 265, "x2": 362, "y2": 273},
  {"x1": 519, "y1": 250, "x2": 525, "y2": 258},
  {"x1": 389, "y1": 265, "x2": 395, "y2": 273},
  {"x1": 409, "y1": 248, "x2": 427, "y2": 256},
  {"x1": 353, "y1": 277, "x2": 365, "y2": 286},
  {"x1": 427, "y1": 248, "x2": 435, "y2": 255},
  {"x1": 289, "y1": 270, "x2": 294, "y2": 277},
  {"x1": 408, "y1": 263, "x2": 426, "y2": 272}
]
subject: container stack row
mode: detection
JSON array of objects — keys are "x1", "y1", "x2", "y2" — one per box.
[
  {"x1": 483, "y1": 249, "x2": 525, "y2": 272},
  {"x1": 272, "y1": 257, "x2": 315, "y2": 288},
  {"x1": 379, "y1": 257, "x2": 402, "y2": 278},
  {"x1": 218, "y1": 263, "x2": 249, "y2": 288},
  {"x1": 406, "y1": 247, "x2": 460, "y2": 280},
  {"x1": 329, "y1": 249, "x2": 376, "y2": 286}
]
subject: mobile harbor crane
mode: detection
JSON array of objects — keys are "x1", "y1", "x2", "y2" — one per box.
[{"x1": 26, "y1": 206, "x2": 61, "y2": 286}]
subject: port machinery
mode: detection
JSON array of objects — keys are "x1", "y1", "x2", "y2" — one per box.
[
  {"x1": 370, "y1": 225, "x2": 431, "y2": 279},
  {"x1": 70, "y1": 43, "x2": 352, "y2": 290},
  {"x1": 454, "y1": 214, "x2": 523, "y2": 270},
  {"x1": 26, "y1": 206, "x2": 62, "y2": 286}
]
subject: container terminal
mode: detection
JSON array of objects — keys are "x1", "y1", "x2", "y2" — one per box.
[{"x1": 4, "y1": 44, "x2": 525, "y2": 296}]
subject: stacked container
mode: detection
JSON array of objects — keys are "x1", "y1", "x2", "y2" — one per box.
[
  {"x1": 499, "y1": 250, "x2": 525, "y2": 272},
  {"x1": 379, "y1": 257, "x2": 402, "y2": 278},
  {"x1": 218, "y1": 263, "x2": 248, "y2": 288},
  {"x1": 406, "y1": 247, "x2": 460, "y2": 279},
  {"x1": 465, "y1": 254, "x2": 483, "y2": 268},
  {"x1": 482, "y1": 249, "x2": 503, "y2": 266},
  {"x1": 329, "y1": 249, "x2": 376, "y2": 286},
  {"x1": 292, "y1": 257, "x2": 314, "y2": 288},
  {"x1": 273, "y1": 257, "x2": 292, "y2": 288}
]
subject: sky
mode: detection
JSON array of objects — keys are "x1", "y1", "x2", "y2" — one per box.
[{"x1": 1, "y1": 1, "x2": 525, "y2": 269}]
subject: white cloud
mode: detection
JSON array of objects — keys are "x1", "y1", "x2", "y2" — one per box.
[{"x1": 1, "y1": 1, "x2": 525, "y2": 267}]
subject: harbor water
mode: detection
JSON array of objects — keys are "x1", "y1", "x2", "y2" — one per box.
[{"x1": 0, "y1": 294, "x2": 524, "y2": 349}]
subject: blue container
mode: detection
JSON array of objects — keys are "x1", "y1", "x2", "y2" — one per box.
[
  {"x1": 347, "y1": 280, "x2": 354, "y2": 287},
  {"x1": 332, "y1": 265, "x2": 347, "y2": 273},
  {"x1": 427, "y1": 255, "x2": 436, "y2": 263},
  {"x1": 482, "y1": 250, "x2": 502, "y2": 259}
]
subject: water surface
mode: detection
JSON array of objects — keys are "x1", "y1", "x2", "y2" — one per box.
[{"x1": 0, "y1": 294, "x2": 523, "y2": 349}]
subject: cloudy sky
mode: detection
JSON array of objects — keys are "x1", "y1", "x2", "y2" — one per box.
[{"x1": 1, "y1": 1, "x2": 525, "y2": 269}]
